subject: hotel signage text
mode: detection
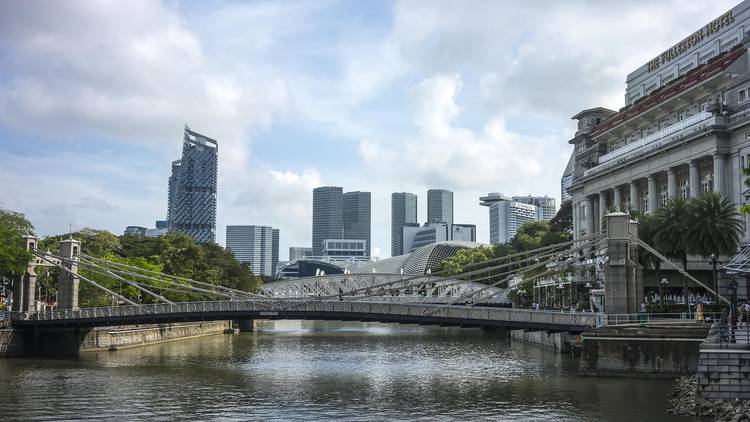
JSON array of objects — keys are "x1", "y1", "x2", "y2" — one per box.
[{"x1": 647, "y1": 11, "x2": 735, "y2": 72}]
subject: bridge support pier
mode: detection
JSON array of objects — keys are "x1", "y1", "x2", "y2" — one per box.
[
  {"x1": 12, "y1": 236, "x2": 39, "y2": 312},
  {"x1": 235, "y1": 319, "x2": 254, "y2": 332},
  {"x1": 57, "y1": 238, "x2": 81, "y2": 310},
  {"x1": 604, "y1": 212, "x2": 640, "y2": 319}
]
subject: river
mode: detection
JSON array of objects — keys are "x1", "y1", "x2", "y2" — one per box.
[{"x1": 0, "y1": 321, "x2": 697, "y2": 421}]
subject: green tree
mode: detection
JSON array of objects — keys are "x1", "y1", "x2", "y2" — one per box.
[
  {"x1": 0, "y1": 210, "x2": 34, "y2": 293},
  {"x1": 652, "y1": 197, "x2": 691, "y2": 312},
  {"x1": 510, "y1": 221, "x2": 550, "y2": 252},
  {"x1": 687, "y1": 192, "x2": 743, "y2": 258}
]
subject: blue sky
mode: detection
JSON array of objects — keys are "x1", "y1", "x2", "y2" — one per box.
[{"x1": 0, "y1": 0, "x2": 739, "y2": 259}]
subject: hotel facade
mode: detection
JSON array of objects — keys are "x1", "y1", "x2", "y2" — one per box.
[{"x1": 567, "y1": 2, "x2": 750, "y2": 249}]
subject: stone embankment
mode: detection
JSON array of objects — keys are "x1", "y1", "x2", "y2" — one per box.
[{"x1": 669, "y1": 376, "x2": 750, "y2": 421}]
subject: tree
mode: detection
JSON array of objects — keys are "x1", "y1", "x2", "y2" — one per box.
[
  {"x1": 652, "y1": 197, "x2": 691, "y2": 312},
  {"x1": 687, "y1": 192, "x2": 743, "y2": 258},
  {"x1": 510, "y1": 221, "x2": 550, "y2": 252},
  {"x1": 0, "y1": 209, "x2": 34, "y2": 282}
]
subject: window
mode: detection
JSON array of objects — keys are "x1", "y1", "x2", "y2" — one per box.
[
  {"x1": 739, "y1": 88, "x2": 748, "y2": 104},
  {"x1": 660, "y1": 185, "x2": 668, "y2": 207},
  {"x1": 702, "y1": 173, "x2": 713, "y2": 193}
]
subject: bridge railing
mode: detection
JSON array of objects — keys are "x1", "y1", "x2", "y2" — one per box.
[
  {"x1": 11, "y1": 300, "x2": 601, "y2": 329},
  {"x1": 600, "y1": 312, "x2": 722, "y2": 326}
]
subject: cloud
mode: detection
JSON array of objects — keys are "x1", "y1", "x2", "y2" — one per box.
[{"x1": 0, "y1": 0, "x2": 742, "y2": 260}]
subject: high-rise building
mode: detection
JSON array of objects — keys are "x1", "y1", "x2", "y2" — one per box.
[
  {"x1": 402, "y1": 223, "x2": 476, "y2": 253},
  {"x1": 513, "y1": 195, "x2": 556, "y2": 221},
  {"x1": 167, "y1": 125, "x2": 218, "y2": 243},
  {"x1": 480, "y1": 193, "x2": 537, "y2": 244},
  {"x1": 272, "y1": 229, "x2": 280, "y2": 276},
  {"x1": 343, "y1": 191, "x2": 371, "y2": 256},
  {"x1": 321, "y1": 239, "x2": 367, "y2": 257},
  {"x1": 312, "y1": 186, "x2": 344, "y2": 256},
  {"x1": 391, "y1": 192, "x2": 418, "y2": 257},
  {"x1": 226, "y1": 225, "x2": 278, "y2": 277},
  {"x1": 427, "y1": 189, "x2": 453, "y2": 224},
  {"x1": 289, "y1": 246, "x2": 313, "y2": 261},
  {"x1": 312, "y1": 186, "x2": 371, "y2": 257}
]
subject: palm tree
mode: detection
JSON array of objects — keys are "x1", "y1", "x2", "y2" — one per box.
[
  {"x1": 652, "y1": 197, "x2": 691, "y2": 313},
  {"x1": 687, "y1": 192, "x2": 743, "y2": 298},
  {"x1": 687, "y1": 192, "x2": 743, "y2": 256}
]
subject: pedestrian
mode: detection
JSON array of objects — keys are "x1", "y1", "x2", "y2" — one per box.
[
  {"x1": 741, "y1": 301, "x2": 750, "y2": 328},
  {"x1": 695, "y1": 302, "x2": 704, "y2": 322}
]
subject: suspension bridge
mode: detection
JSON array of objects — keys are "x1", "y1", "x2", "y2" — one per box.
[{"x1": 4, "y1": 213, "x2": 726, "y2": 334}]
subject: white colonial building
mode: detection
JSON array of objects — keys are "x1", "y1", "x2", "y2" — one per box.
[{"x1": 566, "y1": 3, "x2": 750, "y2": 246}]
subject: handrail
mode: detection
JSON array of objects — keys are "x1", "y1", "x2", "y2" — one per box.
[{"x1": 8, "y1": 300, "x2": 600, "y2": 329}]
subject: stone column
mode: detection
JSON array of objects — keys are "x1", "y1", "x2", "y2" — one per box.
[
  {"x1": 689, "y1": 160, "x2": 700, "y2": 198},
  {"x1": 667, "y1": 167, "x2": 677, "y2": 199},
  {"x1": 647, "y1": 175, "x2": 658, "y2": 213},
  {"x1": 613, "y1": 186, "x2": 623, "y2": 211},
  {"x1": 57, "y1": 238, "x2": 81, "y2": 310},
  {"x1": 599, "y1": 192, "x2": 608, "y2": 226},
  {"x1": 604, "y1": 212, "x2": 637, "y2": 316},
  {"x1": 585, "y1": 196, "x2": 595, "y2": 236},
  {"x1": 629, "y1": 181, "x2": 640, "y2": 212},
  {"x1": 713, "y1": 154, "x2": 726, "y2": 197}
]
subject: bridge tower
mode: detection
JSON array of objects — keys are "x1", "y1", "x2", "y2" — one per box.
[
  {"x1": 603, "y1": 212, "x2": 642, "y2": 316},
  {"x1": 11, "y1": 235, "x2": 39, "y2": 312},
  {"x1": 57, "y1": 237, "x2": 81, "y2": 310}
]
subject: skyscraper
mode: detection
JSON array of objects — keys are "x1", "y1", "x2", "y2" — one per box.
[
  {"x1": 391, "y1": 192, "x2": 418, "y2": 256},
  {"x1": 343, "y1": 191, "x2": 371, "y2": 256},
  {"x1": 480, "y1": 193, "x2": 539, "y2": 244},
  {"x1": 167, "y1": 125, "x2": 218, "y2": 243},
  {"x1": 226, "y1": 225, "x2": 278, "y2": 277},
  {"x1": 513, "y1": 195, "x2": 556, "y2": 221},
  {"x1": 312, "y1": 186, "x2": 343, "y2": 256},
  {"x1": 427, "y1": 189, "x2": 453, "y2": 224},
  {"x1": 272, "y1": 228, "x2": 280, "y2": 276}
]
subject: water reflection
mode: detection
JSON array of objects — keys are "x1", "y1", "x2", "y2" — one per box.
[{"x1": 1, "y1": 321, "x2": 696, "y2": 421}]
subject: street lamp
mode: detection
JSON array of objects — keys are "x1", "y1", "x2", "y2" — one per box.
[
  {"x1": 660, "y1": 278, "x2": 669, "y2": 313},
  {"x1": 710, "y1": 254, "x2": 719, "y2": 302}
]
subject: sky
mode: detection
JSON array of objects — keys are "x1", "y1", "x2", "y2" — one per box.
[{"x1": 0, "y1": 0, "x2": 740, "y2": 260}]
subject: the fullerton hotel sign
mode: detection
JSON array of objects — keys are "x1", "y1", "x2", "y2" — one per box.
[{"x1": 647, "y1": 11, "x2": 735, "y2": 72}]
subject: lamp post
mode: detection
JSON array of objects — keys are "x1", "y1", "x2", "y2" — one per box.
[
  {"x1": 728, "y1": 279, "x2": 738, "y2": 344},
  {"x1": 660, "y1": 278, "x2": 669, "y2": 313},
  {"x1": 710, "y1": 254, "x2": 718, "y2": 303}
]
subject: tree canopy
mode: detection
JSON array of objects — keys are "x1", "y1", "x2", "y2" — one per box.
[{"x1": 0, "y1": 210, "x2": 34, "y2": 278}]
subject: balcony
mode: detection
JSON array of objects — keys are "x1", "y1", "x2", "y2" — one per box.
[{"x1": 583, "y1": 112, "x2": 721, "y2": 178}]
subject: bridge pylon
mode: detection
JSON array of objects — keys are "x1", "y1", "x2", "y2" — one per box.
[
  {"x1": 57, "y1": 237, "x2": 81, "y2": 310},
  {"x1": 11, "y1": 235, "x2": 39, "y2": 312},
  {"x1": 603, "y1": 212, "x2": 642, "y2": 317}
]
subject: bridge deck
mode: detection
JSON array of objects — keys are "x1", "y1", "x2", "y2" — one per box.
[{"x1": 8, "y1": 300, "x2": 598, "y2": 332}]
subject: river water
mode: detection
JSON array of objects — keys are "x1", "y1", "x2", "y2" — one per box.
[{"x1": 1, "y1": 321, "x2": 697, "y2": 421}]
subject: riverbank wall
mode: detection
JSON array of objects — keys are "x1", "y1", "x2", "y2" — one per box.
[
  {"x1": 1, "y1": 321, "x2": 231, "y2": 357},
  {"x1": 509, "y1": 330, "x2": 576, "y2": 353},
  {"x1": 696, "y1": 324, "x2": 750, "y2": 400},
  {"x1": 579, "y1": 323, "x2": 710, "y2": 377}
]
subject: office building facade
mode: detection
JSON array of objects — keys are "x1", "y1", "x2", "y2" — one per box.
[
  {"x1": 312, "y1": 186, "x2": 344, "y2": 257},
  {"x1": 343, "y1": 191, "x2": 371, "y2": 256},
  {"x1": 480, "y1": 193, "x2": 540, "y2": 244},
  {"x1": 289, "y1": 246, "x2": 313, "y2": 262},
  {"x1": 567, "y1": 3, "x2": 750, "y2": 243},
  {"x1": 402, "y1": 222, "x2": 476, "y2": 253},
  {"x1": 427, "y1": 189, "x2": 454, "y2": 224},
  {"x1": 226, "y1": 225, "x2": 279, "y2": 277},
  {"x1": 391, "y1": 192, "x2": 418, "y2": 256},
  {"x1": 312, "y1": 186, "x2": 371, "y2": 257},
  {"x1": 513, "y1": 195, "x2": 556, "y2": 221},
  {"x1": 321, "y1": 239, "x2": 367, "y2": 257},
  {"x1": 167, "y1": 125, "x2": 218, "y2": 243}
]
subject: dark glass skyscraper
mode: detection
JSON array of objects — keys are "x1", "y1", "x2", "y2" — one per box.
[
  {"x1": 427, "y1": 189, "x2": 453, "y2": 225},
  {"x1": 391, "y1": 192, "x2": 417, "y2": 256},
  {"x1": 312, "y1": 186, "x2": 343, "y2": 256},
  {"x1": 167, "y1": 125, "x2": 218, "y2": 243},
  {"x1": 343, "y1": 191, "x2": 371, "y2": 256}
]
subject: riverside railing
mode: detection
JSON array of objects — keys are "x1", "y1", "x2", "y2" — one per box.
[
  {"x1": 7, "y1": 300, "x2": 599, "y2": 329},
  {"x1": 600, "y1": 312, "x2": 722, "y2": 326}
]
